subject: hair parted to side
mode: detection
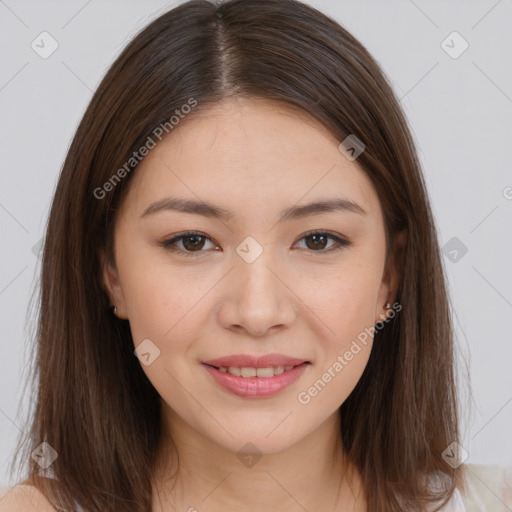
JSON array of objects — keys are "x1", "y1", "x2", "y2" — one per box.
[{"x1": 11, "y1": 0, "x2": 462, "y2": 510}]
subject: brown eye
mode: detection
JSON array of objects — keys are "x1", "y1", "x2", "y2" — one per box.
[
  {"x1": 181, "y1": 234, "x2": 206, "y2": 251},
  {"x1": 304, "y1": 233, "x2": 329, "y2": 250},
  {"x1": 161, "y1": 230, "x2": 351, "y2": 258},
  {"x1": 295, "y1": 231, "x2": 351, "y2": 254},
  {"x1": 161, "y1": 231, "x2": 217, "y2": 257}
]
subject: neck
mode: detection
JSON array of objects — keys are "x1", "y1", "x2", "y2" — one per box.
[{"x1": 152, "y1": 407, "x2": 365, "y2": 512}]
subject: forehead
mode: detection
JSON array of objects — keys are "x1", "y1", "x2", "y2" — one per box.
[{"x1": 120, "y1": 97, "x2": 381, "y2": 221}]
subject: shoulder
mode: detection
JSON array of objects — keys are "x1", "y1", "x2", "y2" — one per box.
[
  {"x1": 0, "y1": 484, "x2": 57, "y2": 512},
  {"x1": 459, "y1": 463, "x2": 512, "y2": 511}
]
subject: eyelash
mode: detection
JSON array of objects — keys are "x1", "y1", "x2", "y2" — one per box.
[{"x1": 160, "y1": 230, "x2": 351, "y2": 258}]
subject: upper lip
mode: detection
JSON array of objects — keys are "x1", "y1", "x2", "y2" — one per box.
[{"x1": 202, "y1": 353, "x2": 309, "y2": 368}]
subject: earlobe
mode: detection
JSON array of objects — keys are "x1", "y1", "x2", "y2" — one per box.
[
  {"x1": 375, "y1": 229, "x2": 407, "y2": 323},
  {"x1": 99, "y1": 249, "x2": 128, "y2": 319}
]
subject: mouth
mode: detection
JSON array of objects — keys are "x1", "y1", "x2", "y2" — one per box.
[
  {"x1": 201, "y1": 354, "x2": 311, "y2": 398},
  {"x1": 203, "y1": 363, "x2": 303, "y2": 377}
]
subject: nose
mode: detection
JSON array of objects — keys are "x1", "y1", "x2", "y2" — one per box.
[{"x1": 217, "y1": 251, "x2": 297, "y2": 337}]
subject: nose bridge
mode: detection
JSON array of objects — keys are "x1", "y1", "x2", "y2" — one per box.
[
  {"x1": 238, "y1": 248, "x2": 279, "y2": 298},
  {"x1": 235, "y1": 234, "x2": 278, "y2": 288},
  {"x1": 218, "y1": 238, "x2": 296, "y2": 335}
]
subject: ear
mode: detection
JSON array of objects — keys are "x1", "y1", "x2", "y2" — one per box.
[
  {"x1": 99, "y1": 249, "x2": 128, "y2": 319},
  {"x1": 375, "y1": 229, "x2": 407, "y2": 323}
]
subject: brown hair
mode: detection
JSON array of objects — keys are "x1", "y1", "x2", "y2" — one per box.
[{"x1": 11, "y1": 0, "x2": 463, "y2": 510}]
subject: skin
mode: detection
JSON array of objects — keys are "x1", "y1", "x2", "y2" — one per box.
[
  {"x1": 102, "y1": 96, "x2": 402, "y2": 511},
  {"x1": 0, "y1": 485, "x2": 57, "y2": 512}
]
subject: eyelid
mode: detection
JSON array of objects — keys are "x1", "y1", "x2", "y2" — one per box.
[{"x1": 160, "y1": 229, "x2": 351, "y2": 257}]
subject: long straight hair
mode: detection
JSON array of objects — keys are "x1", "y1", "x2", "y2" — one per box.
[{"x1": 12, "y1": 0, "x2": 462, "y2": 510}]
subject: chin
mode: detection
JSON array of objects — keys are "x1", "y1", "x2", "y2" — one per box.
[{"x1": 204, "y1": 419, "x2": 308, "y2": 456}]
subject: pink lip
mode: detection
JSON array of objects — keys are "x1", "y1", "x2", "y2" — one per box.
[
  {"x1": 202, "y1": 353, "x2": 308, "y2": 368},
  {"x1": 202, "y1": 359, "x2": 310, "y2": 398}
]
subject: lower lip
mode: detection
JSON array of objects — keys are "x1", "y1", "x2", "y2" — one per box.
[{"x1": 202, "y1": 363, "x2": 309, "y2": 398}]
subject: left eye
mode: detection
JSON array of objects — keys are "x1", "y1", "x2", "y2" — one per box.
[
  {"x1": 294, "y1": 231, "x2": 351, "y2": 252},
  {"x1": 160, "y1": 230, "x2": 351, "y2": 257}
]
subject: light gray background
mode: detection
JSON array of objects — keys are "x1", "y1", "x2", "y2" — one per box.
[{"x1": 1, "y1": 0, "x2": 511, "y2": 487}]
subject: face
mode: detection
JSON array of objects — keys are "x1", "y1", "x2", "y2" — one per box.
[{"x1": 103, "y1": 96, "x2": 399, "y2": 455}]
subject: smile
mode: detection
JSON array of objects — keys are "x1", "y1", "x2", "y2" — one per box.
[
  {"x1": 201, "y1": 354, "x2": 311, "y2": 398},
  {"x1": 213, "y1": 365, "x2": 296, "y2": 377}
]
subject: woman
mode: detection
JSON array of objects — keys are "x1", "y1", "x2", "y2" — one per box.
[{"x1": 4, "y1": 0, "x2": 511, "y2": 510}]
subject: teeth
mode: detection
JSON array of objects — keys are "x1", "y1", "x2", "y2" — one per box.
[
  {"x1": 241, "y1": 367, "x2": 257, "y2": 378},
  {"x1": 256, "y1": 367, "x2": 274, "y2": 377},
  {"x1": 217, "y1": 365, "x2": 298, "y2": 377}
]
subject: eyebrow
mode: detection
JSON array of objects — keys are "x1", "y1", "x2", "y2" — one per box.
[{"x1": 141, "y1": 196, "x2": 366, "y2": 222}]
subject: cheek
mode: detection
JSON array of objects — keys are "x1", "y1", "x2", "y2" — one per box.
[
  {"x1": 293, "y1": 263, "x2": 381, "y2": 406},
  {"x1": 117, "y1": 249, "x2": 217, "y2": 353},
  {"x1": 297, "y1": 262, "x2": 382, "y2": 344}
]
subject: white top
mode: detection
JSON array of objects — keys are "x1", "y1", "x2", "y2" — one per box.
[
  {"x1": 438, "y1": 464, "x2": 512, "y2": 512},
  {"x1": 440, "y1": 488, "x2": 467, "y2": 511}
]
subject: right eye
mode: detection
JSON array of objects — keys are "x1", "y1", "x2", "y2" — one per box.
[{"x1": 160, "y1": 231, "x2": 219, "y2": 257}]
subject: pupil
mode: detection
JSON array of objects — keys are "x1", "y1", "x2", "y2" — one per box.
[
  {"x1": 184, "y1": 235, "x2": 204, "y2": 251},
  {"x1": 307, "y1": 234, "x2": 326, "y2": 250}
]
